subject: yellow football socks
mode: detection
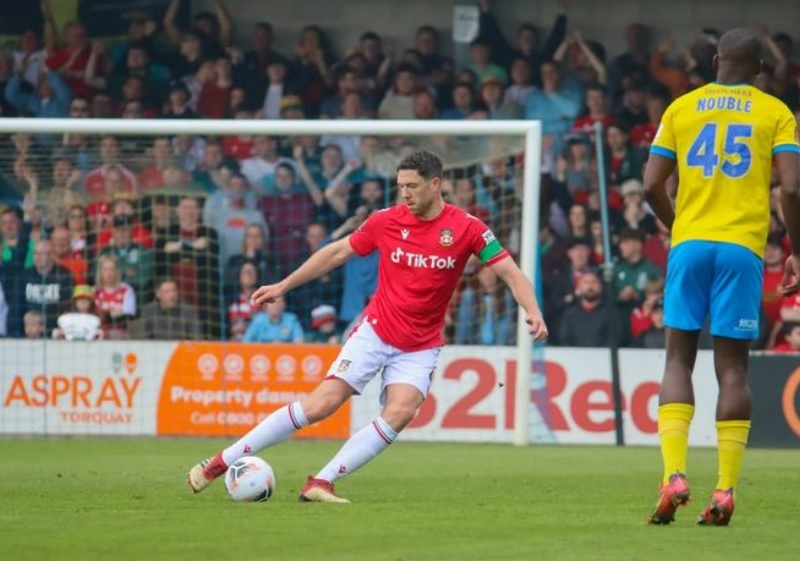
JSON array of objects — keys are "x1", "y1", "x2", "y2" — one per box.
[
  {"x1": 658, "y1": 403, "x2": 695, "y2": 485},
  {"x1": 716, "y1": 420, "x2": 751, "y2": 493}
]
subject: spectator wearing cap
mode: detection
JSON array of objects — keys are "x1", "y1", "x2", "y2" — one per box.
[
  {"x1": 306, "y1": 304, "x2": 340, "y2": 344},
  {"x1": 557, "y1": 270, "x2": 610, "y2": 347},
  {"x1": 96, "y1": 214, "x2": 155, "y2": 301},
  {"x1": 128, "y1": 278, "x2": 201, "y2": 340},
  {"x1": 280, "y1": 94, "x2": 306, "y2": 119},
  {"x1": 243, "y1": 295, "x2": 304, "y2": 343},
  {"x1": 762, "y1": 234, "x2": 787, "y2": 332},
  {"x1": 613, "y1": 227, "x2": 662, "y2": 319},
  {"x1": 480, "y1": 75, "x2": 522, "y2": 120},
  {"x1": 203, "y1": 172, "x2": 269, "y2": 264},
  {"x1": 54, "y1": 284, "x2": 102, "y2": 340},
  {"x1": 378, "y1": 65, "x2": 418, "y2": 120},
  {"x1": 545, "y1": 236, "x2": 599, "y2": 339},
  {"x1": 620, "y1": 179, "x2": 657, "y2": 234}
]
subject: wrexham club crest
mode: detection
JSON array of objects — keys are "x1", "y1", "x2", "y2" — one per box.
[{"x1": 439, "y1": 229, "x2": 454, "y2": 247}]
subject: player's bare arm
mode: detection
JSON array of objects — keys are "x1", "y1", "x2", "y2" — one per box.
[
  {"x1": 643, "y1": 154, "x2": 677, "y2": 230},
  {"x1": 776, "y1": 151, "x2": 800, "y2": 294},
  {"x1": 489, "y1": 256, "x2": 548, "y2": 342},
  {"x1": 252, "y1": 237, "x2": 357, "y2": 306}
]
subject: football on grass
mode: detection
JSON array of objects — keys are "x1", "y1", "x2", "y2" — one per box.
[{"x1": 224, "y1": 457, "x2": 275, "y2": 502}]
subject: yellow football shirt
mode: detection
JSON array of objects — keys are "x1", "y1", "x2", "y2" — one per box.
[{"x1": 650, "y1": 83, "x2": 799, "y2": 256}]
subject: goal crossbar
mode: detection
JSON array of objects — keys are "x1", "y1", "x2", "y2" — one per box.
[{"x1": 0, "y1": 117, "x2": 542, "y2": 446}]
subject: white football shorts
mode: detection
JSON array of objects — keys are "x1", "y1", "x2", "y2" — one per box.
[{"x1": 326, "y1": 320, "x2": 440, "y2": 403}]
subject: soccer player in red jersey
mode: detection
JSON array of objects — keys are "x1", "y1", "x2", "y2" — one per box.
[{"x1": 187, "y1": 151, "x2": 548, "y2": 502}]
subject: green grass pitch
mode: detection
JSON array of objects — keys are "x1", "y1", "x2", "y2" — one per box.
[{"x1": 1, "y1": 438, "x2": 798, "y2": 561}]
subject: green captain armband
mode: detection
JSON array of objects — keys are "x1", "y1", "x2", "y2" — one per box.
[{"x1": 478, "y1": 237, "x2": 503, "y2": 264}]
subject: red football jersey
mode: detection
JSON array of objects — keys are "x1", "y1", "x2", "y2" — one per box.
[{"x1": 348, "y1": 203, "x2": 510, "y2": 351}]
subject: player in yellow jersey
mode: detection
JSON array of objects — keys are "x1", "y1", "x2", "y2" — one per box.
[{"x1": 643, "y1": 28, "x2": 800, "y2": 526}]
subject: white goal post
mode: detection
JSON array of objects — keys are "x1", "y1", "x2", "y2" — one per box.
[{"x1": 0, "y1": 117, "x2": 542, "y2": 446}]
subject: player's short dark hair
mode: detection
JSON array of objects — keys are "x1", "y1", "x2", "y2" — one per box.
[
  {"x1": 360, "y1": 31, "x2": 380, "y2": 43},
  {"x1": 396, "y1": 151, "x2": 443, "y2": 180}
]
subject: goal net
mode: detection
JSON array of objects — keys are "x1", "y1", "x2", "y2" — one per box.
[{"x1": 0, "y1": 118, "x2": 549, "y2": 444}]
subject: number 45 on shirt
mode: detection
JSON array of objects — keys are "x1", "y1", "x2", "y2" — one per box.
[{"x1": 687, "y1": 123, "x2": 753, "y2": 179}]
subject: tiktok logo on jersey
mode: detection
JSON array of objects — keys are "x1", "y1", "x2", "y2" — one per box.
[{"x1": 390, "y1": 247, "x2": 456, "y2": 269}]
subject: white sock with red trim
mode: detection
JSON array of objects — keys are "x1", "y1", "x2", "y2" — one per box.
[
  {"x1": 315, "y1": 416, "x2": 398, "y2": 483},
  {"x1": 221, "y1": 401, "x2": 309, "y2": 466}
]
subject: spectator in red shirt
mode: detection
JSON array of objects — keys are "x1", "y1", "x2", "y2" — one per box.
[
  {"x1": 84, "y1": 136, "x2": 139, "y2": 198},
  {"x1": 138, "y1": 138, "x2": 175, "y2": 193},
  {"x1": 43, "y1": 10, "x2": 93, "y2": 98},
  {"x1": 762, "y1": 234, "x2": 787, "y2": 330},
  {"x1": 643, "y1": 219, "x2": 671, "y2": 275},
  {"x1": 227, "y1": 259, "x2": 260, "y2": 341},
  {"x1": 197, "y1": 57, "x2": 233, "y2": 119},
  {"x1": 631, "y1": 91, "x2": 668, "y2": 149},
  {"x1": 572, "y1": 84, "x2": 615, "y2": 138},
  {"x1": 771, "y1": 322, "x2": 800, "y2": 353},
  {"x1": 630, "y1": 276, "x2": 665, "y2": 340}
]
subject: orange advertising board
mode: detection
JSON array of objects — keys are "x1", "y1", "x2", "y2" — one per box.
[{"x1": 156, "y1": 343, "x2": 349, "y2": 438}]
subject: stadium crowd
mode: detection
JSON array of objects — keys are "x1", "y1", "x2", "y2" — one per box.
[{"x1": 0, "y1": 0, "x2": 799, "y2": 352}]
